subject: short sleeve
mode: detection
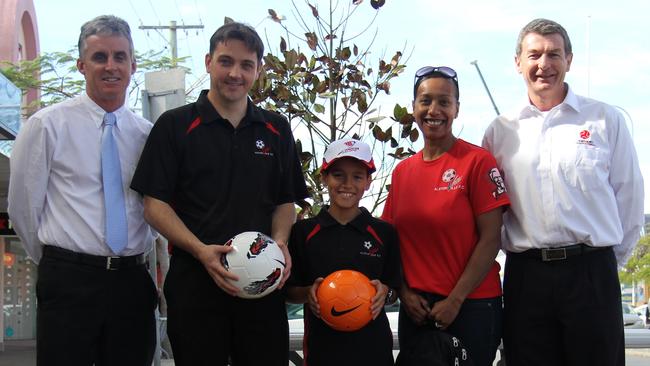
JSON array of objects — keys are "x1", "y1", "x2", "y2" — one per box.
[
  {"x1": 286, "y1": 221, "x2": 311, "y2": 287},
  {"x1": 275, "y1": 118, "x2": 309, "y2": 205},
  {"x1": 468, "y1": 152, "x2": 510, "y2": 216},
  {"x1": 130, "y1": 111, "x2": 181, "y2": 203}
]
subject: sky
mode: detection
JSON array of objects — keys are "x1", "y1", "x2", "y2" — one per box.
[{"x1": 32, "y1": 0, "x2": 650, "y2": 213}]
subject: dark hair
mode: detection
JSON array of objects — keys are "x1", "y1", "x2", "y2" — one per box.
[
  {"x1": 78, "y1": 15, "x2": 134, "y2": 60},
  {"x1": 209, "y1": 22, "x2": 264, "y2": 61},
  {"x1": 516, "y1": 18, "x2": 572, "y2": 56},
  {"x1": 413, "y1": 66, "x2": 459, "y2": 102}
]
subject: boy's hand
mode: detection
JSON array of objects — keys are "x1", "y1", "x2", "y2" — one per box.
[
  {"x1": 370, "y1": 280, "x2": 388, "y2": 319},
  {"x1": 308, "y1": 277, "x2": 324, "y2": 318}
]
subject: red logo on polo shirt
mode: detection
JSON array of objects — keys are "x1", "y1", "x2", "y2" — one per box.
[
  {"x1": 434, "y1": 168, "x2": 464, "y2": 191},
  {"x1": 580, "y1": 130, "x2": 590, "y2": 139},
  {"x1": 360, "y1": 240, "x2": 381, "y2": 258}
]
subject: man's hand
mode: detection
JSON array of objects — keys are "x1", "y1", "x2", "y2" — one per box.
[
  {"x1": 195, "y1": 244, "x2": 240, "y2": 296},
  {"x1": 277, "y1": 242, "x2": 292, "y2": 289}
]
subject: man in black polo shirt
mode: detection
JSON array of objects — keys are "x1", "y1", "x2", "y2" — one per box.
[{"x1": 131, "y1": 22, "x2": 308, "y2": 366}]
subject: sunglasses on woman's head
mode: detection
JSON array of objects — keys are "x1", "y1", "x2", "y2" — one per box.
[{"x1": 413, "y1": 66, "x2": 459, "y2": 100}]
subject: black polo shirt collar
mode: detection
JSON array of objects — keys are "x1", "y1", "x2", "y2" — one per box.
[
  {"x1": 316, "y1": 206, "x2": 373, "y2": 233},
  {"x1": 195, "y1": 89, "x2": 266, "y2": 128}
]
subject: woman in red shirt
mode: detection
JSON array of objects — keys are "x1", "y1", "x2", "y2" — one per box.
[{"x1": 382, "y1": 66, "x2": 510, "y2": 366}]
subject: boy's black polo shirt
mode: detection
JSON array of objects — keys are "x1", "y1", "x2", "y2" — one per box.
[
  {"x1": 131, "y1": 90, "x2": 308, "y2": 247},
  {"x1": 288, "y1": 207, "x2": 401, "y2": 366}
]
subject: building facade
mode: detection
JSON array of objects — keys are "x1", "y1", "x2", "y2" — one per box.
[{"x1": 0, "y1": 0, "x2": 40, "y2": 349}]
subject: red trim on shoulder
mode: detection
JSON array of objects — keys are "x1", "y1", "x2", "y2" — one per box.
[
  {"x1": 366, "y1": 225, "x2": 384, "y2": 246},
  {"x1": 306, "y1": 224, "x2": 321, "y2": 243},
  {"x1": 265, "y1": 121, "x2": 280, "y2": 136},
  {"x1": 186, "y1": 116, "x2": 201, "y2": 134}
]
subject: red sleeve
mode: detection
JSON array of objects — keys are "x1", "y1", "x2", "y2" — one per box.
[
  {"x1": 468, "y1": 151, "x2": 510, "y2": 216},
  {"x1": 381, "y1": 170, "x2": 398, "y2": 224}
]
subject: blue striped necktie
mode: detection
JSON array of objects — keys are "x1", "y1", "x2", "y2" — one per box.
[{"x1": 101, "y1": 112, "x2": 128, "y2": 254}]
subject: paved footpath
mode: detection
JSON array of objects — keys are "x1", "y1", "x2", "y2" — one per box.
[{"x1": 1, "y1": 340, "x2": 649, "y2": 366}]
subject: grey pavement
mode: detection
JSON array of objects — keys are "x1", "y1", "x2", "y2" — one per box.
[{"x1": 1, "y1": 340, "x2": 649, "y2": 366}]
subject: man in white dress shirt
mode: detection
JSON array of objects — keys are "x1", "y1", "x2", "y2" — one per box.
[
  {"x1": 8, "y1": 15, "x2": 157, "y2": 366},
  {"x1": 482, "y1": 18, "x2": 644, "y2": 366}
]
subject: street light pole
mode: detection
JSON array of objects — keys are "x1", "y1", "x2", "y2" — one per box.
[{"x1": 470, "y1": 60, "x2": 500, "y2": 116}]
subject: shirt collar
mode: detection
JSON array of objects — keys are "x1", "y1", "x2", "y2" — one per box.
[
  {"x1": 195, "y1": 89, "x2": 266, "y2": 127},
  {"x1": 81, "y1": 93, "x2": 129, "y2": 130},
  {"x1": 316, "y1": 205, "x2": 373, "y2": 232},
  {"x1": 517, "y1": 83, "x2": 580, "y2": 118}
]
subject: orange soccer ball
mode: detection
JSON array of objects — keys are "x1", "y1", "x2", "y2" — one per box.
[{"x1": 317, "y1": 269, "x2": 376, "y2": 332}]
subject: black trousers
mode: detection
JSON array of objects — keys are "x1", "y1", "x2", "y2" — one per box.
[
  {"x1": 503, "y1": 247, "x2": 624, "y2": 366},
  {"x1": 36, "y1": 250, "x2": 158, "y2": 366},
  {"x1": 164, "y1": 252, "x2": 289, "y2": 366},
  {"x1": 399, "y1": 293, "x2": 502, "y2": 366}
]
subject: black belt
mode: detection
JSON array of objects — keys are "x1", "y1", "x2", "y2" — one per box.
[
  {"x1": 507, "y1": 243, "x2": 611, "y2": 262},
  {"x1": 43, "y1": 245, "x2": 146, "y2": 270}
]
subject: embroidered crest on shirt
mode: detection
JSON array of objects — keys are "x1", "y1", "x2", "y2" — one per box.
[
  {"x1": 360, "y1": 240, "x2": 381, "y2": 257},
  {"x1": 254, "y1": 139, "x2": 274, "y2": 156},
  {"x1": 577, "y1": 129, "x2": 595, "y2": 146},
  {"x1": 434, "y1": 168, "x2": 464, "y2": 191},
  {"x1": 488, "y1": 168, "x2": 507, "y2": 199}
]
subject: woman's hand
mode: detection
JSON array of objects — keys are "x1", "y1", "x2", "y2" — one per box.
[
  {"x1": 400, "y1": 286, "x2": 430, "y2": 325},
  {"x1": 429, "y1": 297, "x2": 462, "y2": 330}
]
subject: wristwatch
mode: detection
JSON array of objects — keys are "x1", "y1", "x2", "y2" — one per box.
[{"x1": 385, "y1": 288, "x2": 395, "y2": 305}]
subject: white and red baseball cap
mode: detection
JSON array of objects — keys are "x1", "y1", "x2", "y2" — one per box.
[{"x1": 321, "y1": 138, "x2": 376, "y2": 173}]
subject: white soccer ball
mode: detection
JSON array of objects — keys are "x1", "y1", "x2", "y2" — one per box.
[
  {"x1": 221, "y1": 231, "x2": 286, "y2": 299},
  {"x1": 442, "y1": 168, "x2": 457, "y2": 183}
]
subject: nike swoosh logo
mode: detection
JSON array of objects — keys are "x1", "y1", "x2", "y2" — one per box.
[
  {"x1": 274, "y1": 259, "x2": 286, "y2": 267},
  {"x1": 330, "y1": 304, "x2": 361, "y2": 317}
]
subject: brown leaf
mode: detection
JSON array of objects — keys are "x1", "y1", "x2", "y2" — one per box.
[
  {"x1": 305, "y1": 32, "x2": 318, "y2": 51},
  {"x1": 280, "y1": 37, "x2": 287, "y2": 53},
  {"x1": 324, "y1": 34, "x2": 338, "y2": 40},
  {"x1": 372, "y1": 125, "x2": 386, "y2": 141},
  {"x1": 370, "y1": 0, "x2": 385, "y2": 9},
  {"x1": 309, "y1": 4, "x2": 319, "y2": 17},
  {"x1": 268, "y1": 9, "x2": 282, "y2": 23},
  {"x1": 352, "y1": 0, "x2": 363, "y2": 5},
  {"x1": 339, "y1": 47, "x2": 351, "y2": 60},
  {"x1": 409, "y1": 128, "x2": 419, "y2": 142}
]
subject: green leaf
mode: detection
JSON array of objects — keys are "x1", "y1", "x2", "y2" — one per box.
[
  {"x1": 366, "y1": 116, "x2": 385, "y2": 123},
  {"x1": 317, "y1": 92, "x2": 337, "y2": 99},
  {"x1": 313, "y1": 104, "x2": 325, "y2": 114},
  {"x1": 393, "y1": 104, "x2": 407, "y2": 121}
]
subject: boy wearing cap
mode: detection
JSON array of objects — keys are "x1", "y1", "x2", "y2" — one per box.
[{"x1": 286, "y1": 138, "x2": 402, "y2": 366}]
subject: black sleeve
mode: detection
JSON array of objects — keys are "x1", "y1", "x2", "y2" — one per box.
[
  {"x1": 381, "y1": 223, "x2": 402, "y2": 291},
  {"x1": 286, "y1": 220, "x2": 312, "y2": 287},
  {"x1": 130, "y1": 110, "x2": 182, "y2": 203},
  {"x1": 274, "y1": 115, "x2": 309, "y2": 204}
]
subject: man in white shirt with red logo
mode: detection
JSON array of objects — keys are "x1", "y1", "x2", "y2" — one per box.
[{"x1": 483, "y1": 18, "x2": 644, "y2": 366}]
